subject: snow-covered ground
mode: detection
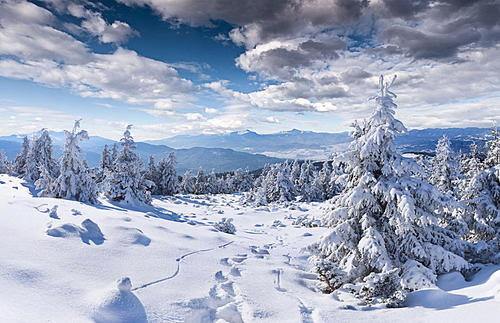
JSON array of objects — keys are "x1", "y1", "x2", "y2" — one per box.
[{"x1": 0, "y1": 174, "x2": 498, "y2": 323}]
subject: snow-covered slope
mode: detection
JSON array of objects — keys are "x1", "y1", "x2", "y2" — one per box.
[{"x1": 0, "y1": 174, "x2": 498, "y2": 322}]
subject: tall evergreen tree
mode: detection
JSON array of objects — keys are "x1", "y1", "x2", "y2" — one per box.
[
  {"x1": 145, "y1": 155, "x2": 159, "y2": 194},
  {"x1": 430, "y1": 135, "x2": 460, "y2": 197},
  {"x1": 180, "y1": 170, "x2": 194, "y2": 194},
  {"x1": 25, "y1": 129, "x2": 58, "y2": 181},
  {"x1": 485, "y1": 124, "x2": 500, "y2": 168},
  {"x1": 194, "y1": 167, "x2": 205, "y2": 194},
  {"x1": 14, "y1": 136, "x2": 30, "y2": 175},
  {"x1": 157, "y1": 152, "x2": 178, "y2": 195},
  {"x1": 100, "y1": 144, "x2": 113, "y2": 171},
  {"x1": 37, "y1": 120, "x2": 97, "y2": 203},
  {"x1": 103, "y1": 125, "x2": 152, "y2": 205},
  {"x1": 308, "y1": 76, "x2": 468, "y2": 307},
  {"x1": 0, "y1": 151, "x2": 10, "y2": 174}
]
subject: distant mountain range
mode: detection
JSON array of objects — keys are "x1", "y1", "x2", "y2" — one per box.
[
  {"x1": 0, "y1": 132, "x2": 282, "y2": 174},
  {"x1": 147, "y1": 127, "x2": 491, "y2": 159},
  {"x1": 0, "y1": 127, "x2": 490, "y2": 172}
]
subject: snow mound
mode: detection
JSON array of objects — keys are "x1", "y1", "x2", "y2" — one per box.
[
  {"x1": 92, "y1": 277, "x2": 147, "y2": 323},
  {"x1": 46, "y1": 219, "x2": 105, "y2": 245},
  {"x1": 437, "y1": 271, "x2": 467, "y2": 291},
  {"x1": 405, "y1": 288, "x2": 470, "y2": 310},
  {"x1": 118, "y1": 227, "x2": 151, "y2": 246}
]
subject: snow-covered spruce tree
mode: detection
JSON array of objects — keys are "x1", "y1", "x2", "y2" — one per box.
[
  {"x1": 103, "y1": 125, "x2": 152, "y2": 205},
  {"x1": 14, "y1": 136, "x2": 30, "y2": 175},
  {"x1": 265, "y1": 163, "x2": 295, "y2": 203},
  {"x1": 430, "y1": 135, "x2": 460, "y2": 197},
  {"x1": 100, "y1": 144, "x2": 113, "y2": 171},
  {"x1": 157, "y1": 152, "x2": 178, "y2": 195},
  {"x1": 459, "y1": 143, "x2": 483, "y2": 197},
  {"x1": 240, "y1": 167, "x2": 254, "y2": 192},
  {"x1": 0, "y1": 151, "x2": 10, "y2": 174},
  {"x1": 217, "y1": 176, "x2": 229, "y2": 194},
  {"x1": 298, "y1": 161, "x2": 315, "y2": 201},
  {"x1": 328, "y1": 154, "x2": 348, "y2": 199},
  {"x1": 25, "y1": 129, "x2": 59, "y2": 181},
  {"x1": 37, "y1": 120, "x2": 98, "y2": 203},
  {"x1": 309, "y1": 170, "x2": 324, "y2": 201},
  {"x1": 290, "y1": 160, "x2": 301, "y2": 186},
  {"x1": 206, "y1": 170, "x2": 218, "y2": 194},
  {"x1": 414, "y1": 154, "x2": 432, "y2": 181},
  {"x1": 460, "y1": 166, "x2": 500, "y2": 261},
  {"x1": 145, "y1": 155, "x2": 159, "y2": 194},
  {"x1": 485, "y1": 124, "x2": 500, "y2": 168},
  {"x1": 194, "y1": 167, "x2": 206, "y2": 194},
  {"x1": 459, "y1": 135, "x2": 500, "y2": 261},
  {"x1": 308, "y1": 76, "x2": 468, "y2": 307},
  {"x1": 180, "y1": 170, "x2": 195, "y2": 194}
]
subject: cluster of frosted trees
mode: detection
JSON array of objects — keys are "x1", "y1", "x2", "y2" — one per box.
[
  {"x1": 245, "y1": 158, "x2": 346, "y2": 205},
  {"x1": 177, "y1": 166, "x2": 254, "y2": 195},
  {"x1": 300, "y1": 76, "x2": 500, "y2": 307},
  {"x1": 1, "y1": 123, "x2": 257, "y2": 205}
]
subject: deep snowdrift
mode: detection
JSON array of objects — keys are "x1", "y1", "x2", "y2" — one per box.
[{"x1": 0, "y1": 174, "x2": 498, "y2": 322}]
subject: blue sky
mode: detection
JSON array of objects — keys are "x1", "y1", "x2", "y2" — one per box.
[{"x1": 0, "y1": 0, "x2": 499, "y2": 140}]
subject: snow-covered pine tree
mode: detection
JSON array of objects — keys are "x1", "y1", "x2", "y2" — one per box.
[
  {"x1": 206, "y1": 170, "x2": 218, "y2": 194},
  {"x1": 180, "y1": 170, "x2": 195, "y2": 194},
  {"x1": 100, "y1": 145, "x2": 113, "y2": 171},
  {"x1": 430, "y1": 135, "x2": 460, "y2": 197},
  {"x1": 225, "y1": 173, "x2": 236, "y2": 193},
  {"x1": 25, "y1": 129, "x2": 59, "y2": 181},
  {"x1": 145, "y1": 155, "x2": 159, "y2": 194},
  {"x1": 459, "y1": 143, "x2": 483, "y2": 196},
  {"x1": 459, "y1": 135, "x2": 500, "y2": 261},
  {"x1": 103, "y1": 125, "x2": 152, "y2": 205},
  {"x1": 240, "y1": 167, "x2": 254, "y2": 192},
  {"x1": 111, "y1": 143, "x2": 119, "y2": 162},
  {"x1": 309, "y1": 170, "x2": 323, "y2": 201},
  {"x1": 157, "y1": 152, "x2": 178, "y2": 195},
  {"x1": 14, "y1": 136, "x2": 30, "y2": 175},
  {"x1": 461, "y1": 167, "x2": 500, "y2": 247},
  {"x1": 328, "y1": 154, "x2": 348, "y2": 199},
  {"x1": 308, "y1": 75, "x2": 468, "y2": 307},
  {"x1": 485, "y1": 123, "x2": 499, "y2": 168},
  {"x1": 414, "y1": 154, "x2": 432, "y2": 181},
  {"x1": 298, "y1": 161, "x2": 315, "y2": 201},
  {"x1": 266, "y1": 163, "x2": 295, "y2": 203},
  {"x1": 194, "y1": 167, "x2": 206, "y2": 194},
  {"x1": 37, "y1": 120, "x2": 98, "y2": 203},
  {"x1": 290, "y1": 160, "x2": 301, "y2": 186},
  {"x1": 0, "y1": 151, "x2": 10, "y2": 174},
  {"x1": 217, "y1": 176, "x2": 229, "y2": 194},
  {"x1": 317, "y1": 161, "x2": 332, "y2": 200}
]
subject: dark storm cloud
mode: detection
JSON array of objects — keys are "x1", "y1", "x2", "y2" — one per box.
[
  {"x1": 236, "y1": 37, "x2": 347, "y2": 80},
  {"x1": 381, "y1": 25, "x2": 481, "y2": 60},
  {"x1": 379, "y1": 0, "x2": 500, "y2": 60}
]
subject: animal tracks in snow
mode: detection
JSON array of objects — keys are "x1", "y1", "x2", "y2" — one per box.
[{"x1": 132, "y1": 240, "x2": 233, "y2": 291}]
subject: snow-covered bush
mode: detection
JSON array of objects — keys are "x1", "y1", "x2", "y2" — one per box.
[
  {"x1": 38, "y1": 120, "x2": 98, "y2": 203},
  {"x1": 308, "y1": 75, "x2": 469, "y2": 307},
  {"x1": 103, "y1": 125, "x2": 152, "y2": 206},
  {"x1": 214, "y1": 217, "x2": 236, "y2": 234}
]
